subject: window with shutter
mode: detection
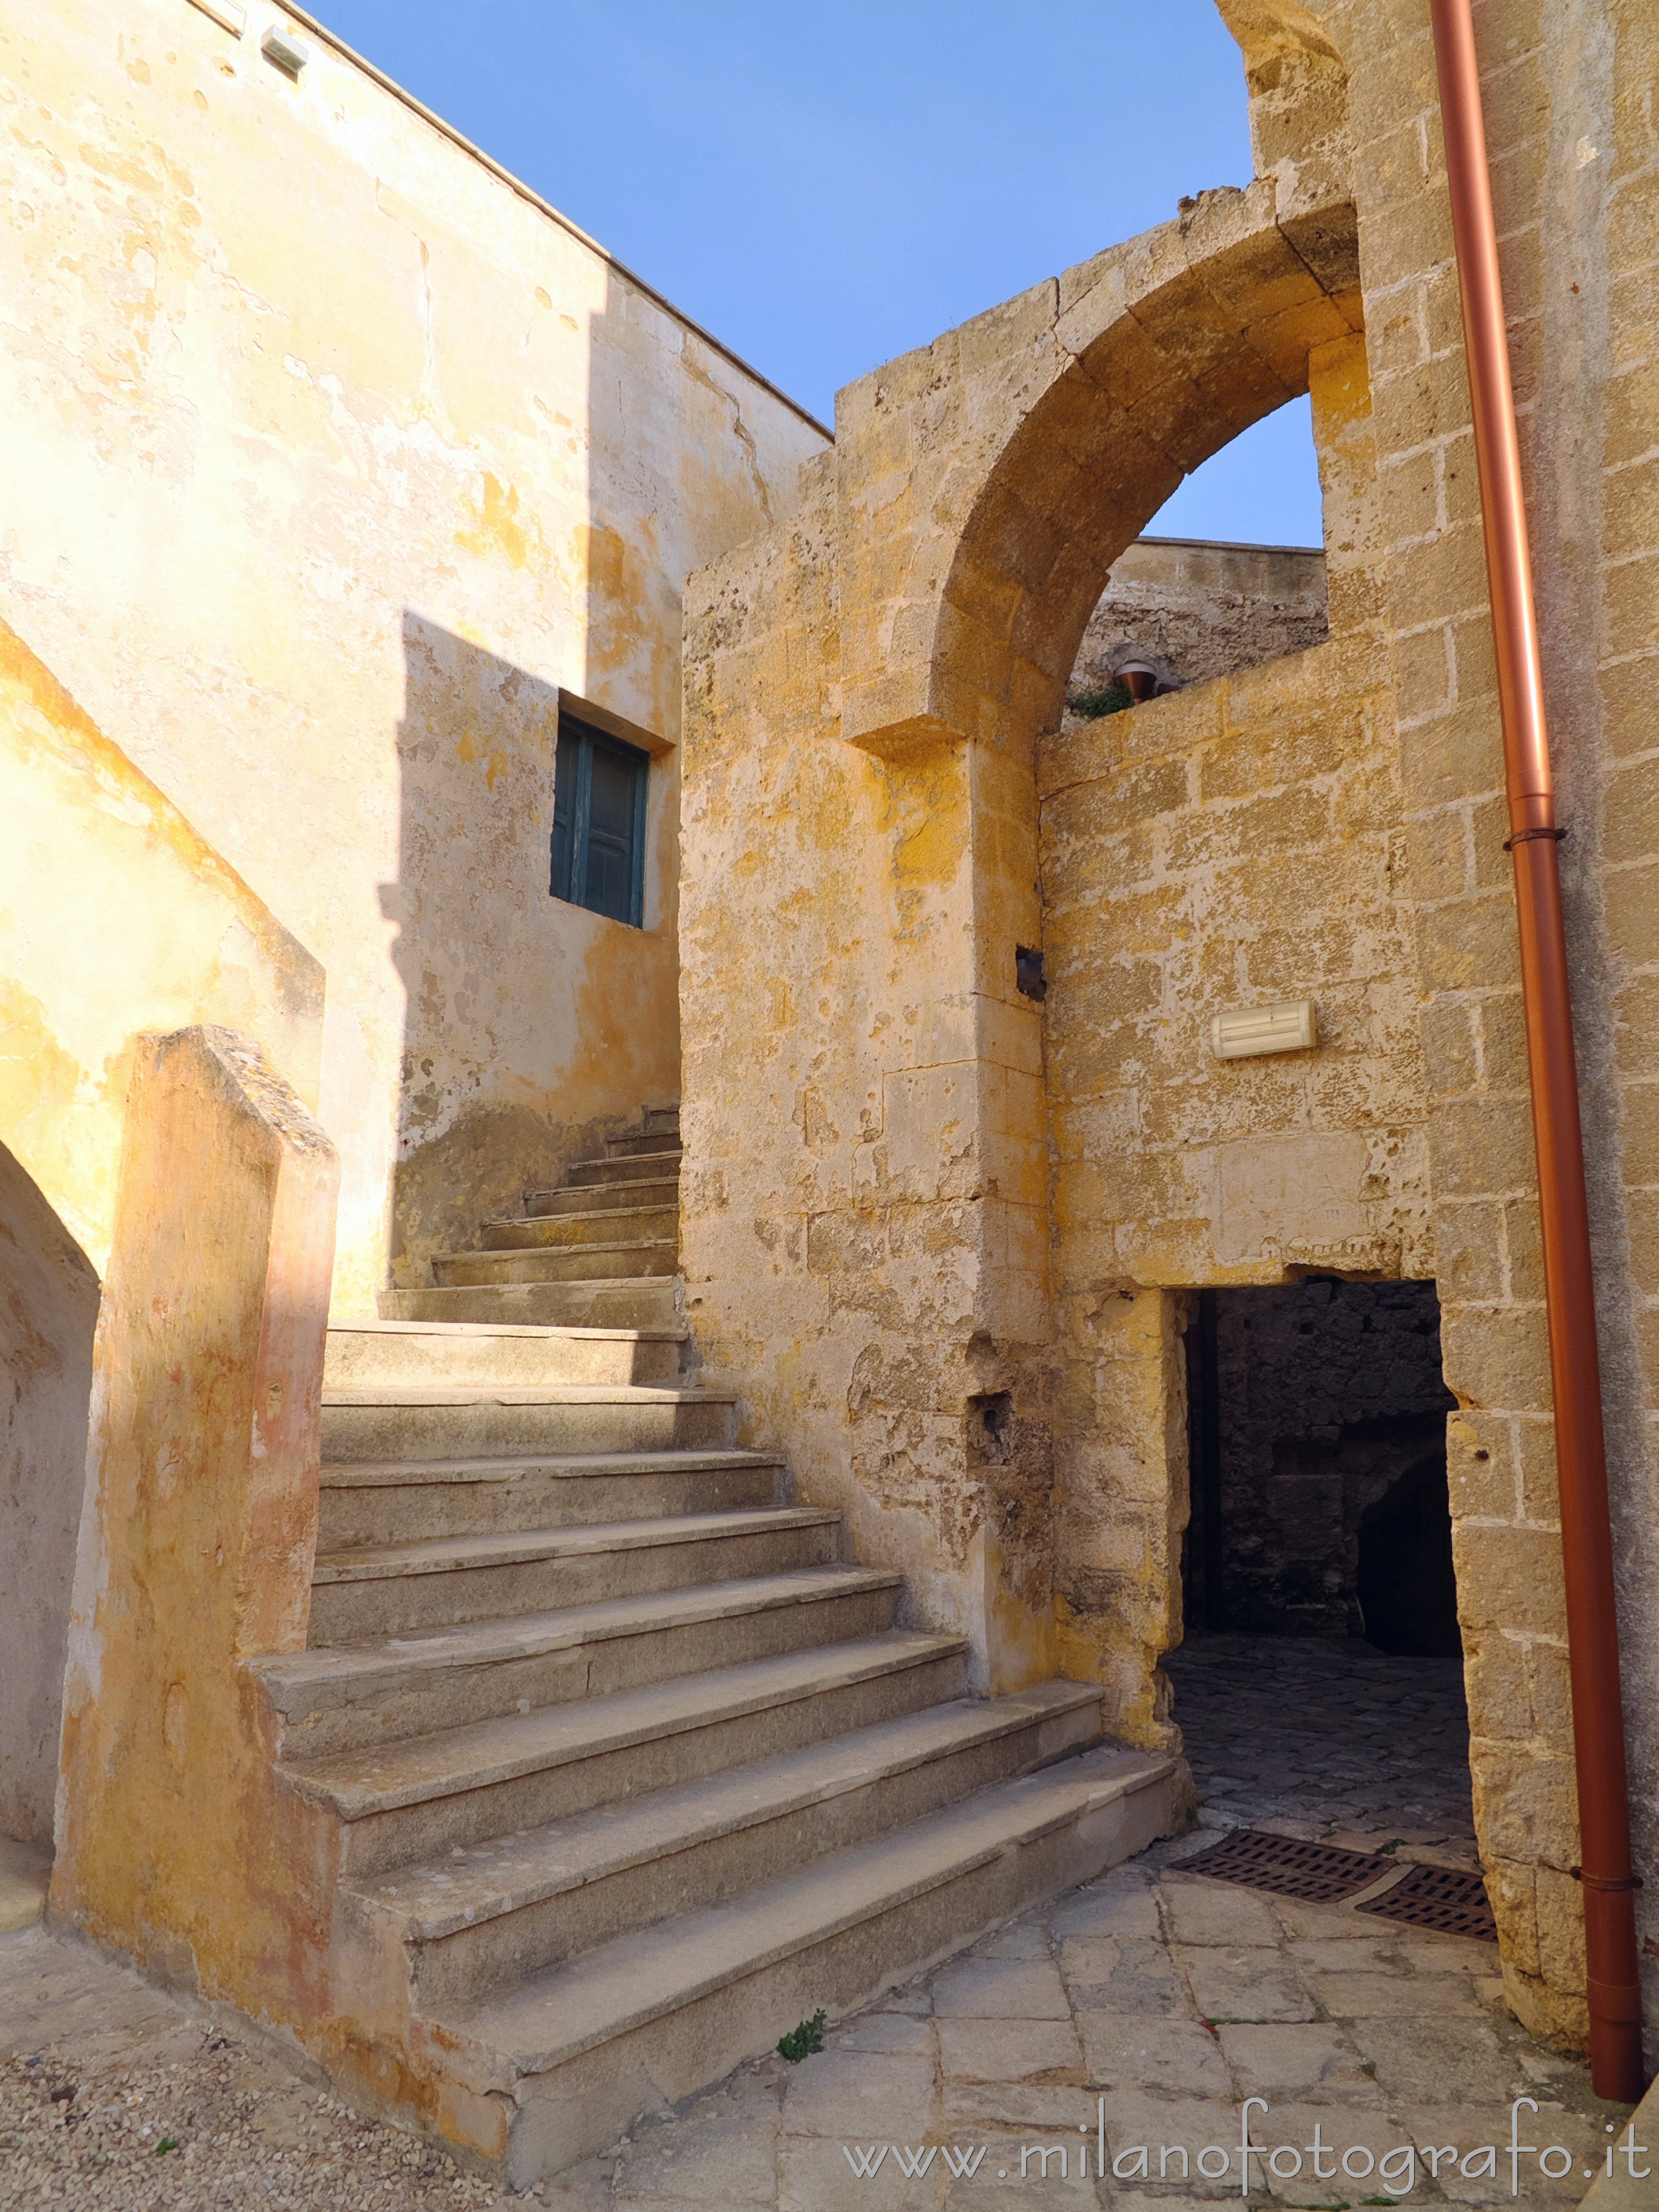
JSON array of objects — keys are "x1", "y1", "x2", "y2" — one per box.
[{"x1": 550, "y1": 711, "x2": 648, "y2": 927}]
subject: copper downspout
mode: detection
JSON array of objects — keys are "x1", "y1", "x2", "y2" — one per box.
[{"x1": 1429, "y1": 0, "x2": 1645, "y2": 2102}]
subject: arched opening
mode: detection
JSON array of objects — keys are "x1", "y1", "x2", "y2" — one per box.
[
  {"x1": 1067, "y1": 394, "x2": 1330, "y2": 714},
  {"x1": 0, "y1": 1140, "x2": 98, "y2": 1864}
]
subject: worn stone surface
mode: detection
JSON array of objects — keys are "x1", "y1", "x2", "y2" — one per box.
[
  {"x1": 524, "y1": 1639, "x2": 1627, "y2": 2204},
  {"x1": 1166, "y1": 1634, "x2": 1481, "y2": 1866},
  {"x1": 6, "y1": 1641, "x2": 1637, "y2": 2204}
]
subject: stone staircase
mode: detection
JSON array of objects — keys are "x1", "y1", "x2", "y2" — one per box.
[
  {"x1": 386, "y1": 1101, "x2": 686, "y2": 1331},
  {"x1": 252, "y1": 1108, "x2": 1183, "y2": 2185}
]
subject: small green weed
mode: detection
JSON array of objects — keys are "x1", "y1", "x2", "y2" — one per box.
[
  {"x1": 155, "y1": 2138, "x2": 179, "y2": 2156},
  {"x1": 1377, "y1": 1838, "x2": 1407, "y2": 1856},
  {"x1": 1071, "y1": 682, "x2": 1134, "y2": 718},
  {"x1": 777, "y1": 2010, "x2": 827, "y2": 2063}
]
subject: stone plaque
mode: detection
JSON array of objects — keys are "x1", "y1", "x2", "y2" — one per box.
[{"x1": 1214, "y1": 1133, "x2": 1373, "y2": 1266}]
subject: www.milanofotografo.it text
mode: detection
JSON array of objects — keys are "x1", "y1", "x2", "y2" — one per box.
[{"x1": 838, "y1": 2098, "x2": 1652, "y2": 2194}]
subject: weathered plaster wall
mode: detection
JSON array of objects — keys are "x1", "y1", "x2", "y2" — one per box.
[
  {"x1": 53, "y1": 1027, "x2": 339, "y2": 2016},
  {"x1": 1070, "y1": 536, "x2": 1328, "y2": 697},
  {"x1": 0, "y1": 615, "x2": 323, "y2": 1274},
  {"x1": 0, "y1": 0, "x2": 825, "y2": 1311},
  {"x1": 1, "y1": 597, "x2": 322, "y2": 1866},
  {"x1": 0, "y1": 1143, "x2": 99, "y2": 1845}
]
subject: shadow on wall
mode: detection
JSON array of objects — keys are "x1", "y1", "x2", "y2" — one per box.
[
  {"x1": 383, "y1": 617, "x2": 678, "y2": 1293},
  {"x1": 384, "y1": 616, "x2": 558, "y2": 1285},
  {"x1": 0, "y1": 1141, "x2": 98, "y2": 1846}
]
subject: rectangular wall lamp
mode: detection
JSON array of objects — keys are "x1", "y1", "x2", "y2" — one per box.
[{"x1": 1210, "y1": 999, "x2": 1317, "y2": 1060}]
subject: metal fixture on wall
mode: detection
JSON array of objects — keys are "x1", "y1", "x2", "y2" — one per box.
[{"x1": 1430, "y1": 0, "x2": 1645, "y2": 2103}]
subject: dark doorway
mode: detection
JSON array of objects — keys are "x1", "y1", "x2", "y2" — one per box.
[
  {"x1": 1182, "y1": 1277, "x2": 1458, "y2": 1645},
  {"x1": 1171, "y1": 1278, "x2": 1477, "y2": 1865}
]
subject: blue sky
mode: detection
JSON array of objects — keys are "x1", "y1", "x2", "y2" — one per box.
[{"x1": 316, "y1": 0, "x2": 1325, "y2": 547}]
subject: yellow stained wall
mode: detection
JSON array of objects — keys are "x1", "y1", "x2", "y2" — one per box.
[
  {"x1": 0, "y1": 612, "x2": 323, "y2": 1848},
  {"x1": 1, "y1": 0, "x2": 826, "y2": 1311},
  {"x1": 0, "y1": 615, "x2": 323, "y2": 1270}
]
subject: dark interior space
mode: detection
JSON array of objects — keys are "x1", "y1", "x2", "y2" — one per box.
[{"x1": 1183, "y1": 1276, "x2": 1460, "y2": 1652}]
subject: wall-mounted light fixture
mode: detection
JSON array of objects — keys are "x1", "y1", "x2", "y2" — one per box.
[
  {"x1": 260, "y1": 25, "x2": 309, "y2": 76},
  {"x1": 1209, "y1": 999, "x2": 1316, "y2": 1061}
]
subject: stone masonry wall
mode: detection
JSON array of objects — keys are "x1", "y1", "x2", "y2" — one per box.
[
  {"x1": 682, "y1": 0, "x2": 1659, "y2": 2057},
  {"x1": 1211, "y1": 0, "x2": 1659, "y2": 2053}
]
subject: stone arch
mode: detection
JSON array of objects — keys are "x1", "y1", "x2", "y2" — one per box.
[{"x1": 837, "y1": 176, "x2": 1365, "y2": 761}]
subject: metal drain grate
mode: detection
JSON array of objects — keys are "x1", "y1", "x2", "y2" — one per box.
[
  {"x1": 1176, "y1": 1828, "x2": 1389, "y2": 1903},
  {"x1": 1358, "y1": 1861, "x2": 1496, "y2": 1940}
]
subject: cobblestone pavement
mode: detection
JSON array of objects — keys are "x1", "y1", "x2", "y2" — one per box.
[
  {"x1": 1165, "y1": 1635, "x2": 1482, "y2": 1867},
  {"x1": 0, "y1": 1637, "x2": 1635, "y2": 2208}
]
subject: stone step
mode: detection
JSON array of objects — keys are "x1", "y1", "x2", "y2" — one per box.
[
  {"x1": 604, "y1": 1130, "x2": 681, "y2": 1160},
  {"x1": 281, "y1": 1630, "x2": 967, "y2": 1876},
  {"x1": 562, "y1": 1152, "x2": 682, "y2": 1191},
  {"x1": 350, "y1": 1683, "x2": 1104, "y2": 2012},
  {"x1": 309, "y1": 1506, "x2": 842, "y2": 1642},
  {"x1": 319, "y1": 1385, "x2": 736, "y2": 1463},
  {"x1": 521, "y1": 1177, "x2": 678, "y2": 1220},
  {"x1": 324, "y1": 1322, "x2": 684, "y2": 1391},
  {"x1": 384, "y1": 1282, "x2": 680, "y2": 1329},
  {"x1": 317, "y1": 1449, "x2": 784, "y2": 1552},
  {"x1": 259, "y1": 1566, "x2": 906, "y2": 1761},
  {"x1": 441, "y1": 1744, "x2": 1183, "y2": 2180},
  {"x1": 640, "y1": 1104, "x2": 680, "y2": 1135},
  {"x1": 432, "y1": 1241, "x2": 678, "y2": 1287},
  {"x1": 482, "y1": 1204, "x2": 678, "y2": 1253}
]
